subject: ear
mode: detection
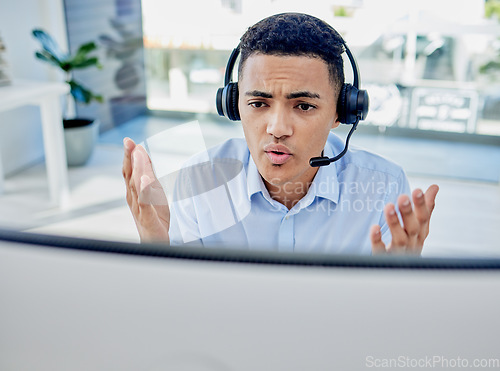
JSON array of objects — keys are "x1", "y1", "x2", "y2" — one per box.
[{"x1": 331, "y1": 114, "x2": 340, "y2": 129}]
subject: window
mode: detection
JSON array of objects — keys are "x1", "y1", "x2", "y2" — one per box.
[{"x1": 142, "y1": 0, "x2": 500, "y2": 137}]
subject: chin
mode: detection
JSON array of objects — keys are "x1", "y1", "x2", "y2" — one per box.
[
  {"x1": 257, "y1": 156, "x2": 312, "y2": 186},
  {"x1": 263, "y1": 167, "x2": 300, "y2": 187},
  {"x1": 261, "y1": 168, "x2": 288, "y2": 186}
]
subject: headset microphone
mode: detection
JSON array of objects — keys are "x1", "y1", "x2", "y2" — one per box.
[
  {"x1": 216, "y1": 36, "x2": 369, "y2": 167},
  {"x1": 309, "y1": 117, "x2": 359, "y2": 167},
  {"x1": 309, "y1": 44, "x2": 369, "y2": 167}
]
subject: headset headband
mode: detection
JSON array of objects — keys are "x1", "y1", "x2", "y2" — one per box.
[
  {"x1": 223, "y1": 40, "x2": 360, "y2": 89},
  {"x1": 224, "y1": 46, "x2": 240, "y2": 86}
]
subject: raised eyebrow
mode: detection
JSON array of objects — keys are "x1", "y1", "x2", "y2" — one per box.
[
  {"x1": 245, "y1": 90, "x2": 273, "y2": 98},
  {"x1": 286, "y1": 91, "x2": 321, "y2": 100}
]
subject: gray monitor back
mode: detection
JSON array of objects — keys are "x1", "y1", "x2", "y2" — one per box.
[{"x1": 1, "y1": 234, "x2": 499, "y2": 371}]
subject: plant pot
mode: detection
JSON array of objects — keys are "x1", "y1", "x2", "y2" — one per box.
[{"x1": 63, "y1": 118, "x2": 99, "y2": 166}]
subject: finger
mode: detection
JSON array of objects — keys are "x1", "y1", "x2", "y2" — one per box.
[
  {"x1": 138, "y1": 175, "x2": 155, "y2": 218},
  {"x1": 136, "y1": 176, "x2": 170, "y2": 240},
  {"x1": 370, "y1": 224, "x2": 386, "y2": 254},
  {"x1": 140, "y1": 176, "x2": 170, "y2": 231},
  {"x1": 397, "y1": 194, "x2": 419, "y2": 249},
  {"x1": 131, "y1": 148, "x2": 161, "y2": 202},
  {"x1": 126, "y1": 145, "x2": 141, "y2": 213},
  {"x1": 128, "y1": 167, "x2": 140, "y2": 215},
  {"x1": 134, "y1": 154, "x2": 170, "y2": 215},
  {"x1": 128, "y1": 172, "x2": 157, "y2": 235},
  {"x1": 424, "y1": 184, "x2": 439, "y2": 215},
  {"x1": 132, "y1": 149, "x2": 146, "y2": 203},
  {"x1": 122, "y1": 137, "x2": 136, "y2": 181},
  {"x1": 384, "y1": 203, "x2": 407, "y2": 252},
  {"x1": 139, "y1": 174, "x2": 169, "y2": 207},
  {"x1": 134, "y1": 145, "x2": 155, "y2": 177},
  {"x1": 412, "y1": 188, "x2": 428, "y2": 225},
  {"x1": 411, "y1": 186, "x2": 436, "y2": 241},
  {"x1": 413, "y1": 185, "x2": 439, "y2": 224},
  {"x1": 413, "y1": 184, "x2": 439, "y2": 245},
  {"x1": 133, "y1": 175, "x2": 158, "y2": 222},
  {"x1": 138, "y1": 174, "x2": 152, "y2": 204}
]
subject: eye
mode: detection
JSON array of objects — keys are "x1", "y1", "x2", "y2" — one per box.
[
  {"x1": 296, "y1": 103, "x2": 316, "y2": 112},
  {"x1": 249, "y1": 101, "x2": 268, "y2": 108}
]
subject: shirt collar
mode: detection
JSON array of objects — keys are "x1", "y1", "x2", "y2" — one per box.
[
  {"x1": 247, "y1": 154, "x2": 268, "y2": 200},
  {"x1": 246, "y1": 142, "x2": 340, "y2": 205},
  {"x1": 306, "y1": 142, "x2": 340, "y2": 205}
]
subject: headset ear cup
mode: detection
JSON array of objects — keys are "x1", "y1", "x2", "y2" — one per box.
[
  {"x1": 216, "y1": 83, "x2": 240, "y2": 121},
  {"x1": 357, "y1": 89, "x2": 369, "y2": 121},
  {"x1": 216, "y1": 87, "x2": 225, "y2": 117},
  {"x1": 337, "y1": 83, "x2": 349, "y2": 124},
  {"x1": 227, "y1": 82, "x2": 240, "y2": 121},
  {"x1": 338, "y1": 83, "x2": 369, "y2": 125}
]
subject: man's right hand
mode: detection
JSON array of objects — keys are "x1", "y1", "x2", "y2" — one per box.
[{"x1": 123, "y1": 137, "x2": 170, "y2": 243}]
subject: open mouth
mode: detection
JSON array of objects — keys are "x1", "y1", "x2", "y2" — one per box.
[
  {"x1": 264, "y1": 143, "x2": 293, "y2": 165},
  {"x1": 265, "y1": 150, "x2": 292, "y2": 165}
]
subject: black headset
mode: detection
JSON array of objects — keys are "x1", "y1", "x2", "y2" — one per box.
[{"x1": 215, "y1": 39, "x2": 369, "y2": 167}]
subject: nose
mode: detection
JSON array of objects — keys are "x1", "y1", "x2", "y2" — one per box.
[{"x1": 266, "y1": 106, "x2": 293, "y2": 139}]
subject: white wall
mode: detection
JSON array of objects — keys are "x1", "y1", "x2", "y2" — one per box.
[{"x1": 0, "y1": 0, "x2": 67, "y2": 176}]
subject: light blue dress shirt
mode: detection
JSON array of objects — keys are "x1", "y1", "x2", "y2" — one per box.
[{"x1": 168, "y1": 132, "x2": 411, "y2": 254}]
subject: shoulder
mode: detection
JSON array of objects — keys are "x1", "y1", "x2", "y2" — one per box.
[
  {"x1": 175, "y1": 138, "x2": 250, "y2": 196},
  {"x1": 183, "y1": 137, "x2": 250, "y2": 166},
  {"x1": 210, "y1": 137, "x2": 250, "y2": 160},
  {"x1": 327, "y1": 132, "x2": 406, "y2": 181}
]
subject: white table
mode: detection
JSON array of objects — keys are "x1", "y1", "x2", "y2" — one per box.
[{"x1": 0, "y1": 79, "x2": 70, "y2": 207}]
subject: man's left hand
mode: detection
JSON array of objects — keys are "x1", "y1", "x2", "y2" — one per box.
[{"x1": 370, "y1": 184, "x2": 439, "y2": 255}]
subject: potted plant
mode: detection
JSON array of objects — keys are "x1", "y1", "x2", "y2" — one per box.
[{"x1": 32, "y1": 29, "x2": 103, "y2": 166}]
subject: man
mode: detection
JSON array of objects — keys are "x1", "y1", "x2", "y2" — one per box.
[{"x1": 123, "y1": 13, "x2": 439, "y2": 254}]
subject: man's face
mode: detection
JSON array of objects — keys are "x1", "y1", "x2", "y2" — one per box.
[{"x1": 238, "y1": 54, "x2": 340, "y2": 189}]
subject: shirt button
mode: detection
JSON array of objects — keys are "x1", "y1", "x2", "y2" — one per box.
[{"x1": 285, "y1": 216, "x2": 289, "y2": 220}]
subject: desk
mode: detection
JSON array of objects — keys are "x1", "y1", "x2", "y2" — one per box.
[{"x1": 0, "y1": 80, "x2": 70, "y2": 207}]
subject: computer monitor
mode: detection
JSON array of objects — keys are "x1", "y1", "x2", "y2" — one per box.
[{"x1": 1, "y1": 228, "x2": 500, "y2": 370}]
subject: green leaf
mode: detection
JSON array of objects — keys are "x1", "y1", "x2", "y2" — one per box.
[
  {"x1": 76, "y1": 41, "x2": 97, "y2": 55},
  {"x1": 480, "y1": 60, "x2": 500, "y2": 74},
  {"x1": 68, "y1": 56, "x2": 101, "y2": 70},
  {"x1": 68, "y1": 80, "x2": 103, "y2": 105},
  {"x1": 32, "y1": 28, "x2": 102, "y2": 73},
  {"x1": 32, "y1": 29, "x2": 68, "y2": 62},
  {"x1": 93, "y1": 94, "x2": 104, "y2": 103},
  {"x1": 69, "y1": 80, "x2": 91, "y2": 104},
  {"x1": 70, "y1": 42, "x2": 97, "y2": 65},
  {"x1": 60, "y1": 62, "x2": 72, "y2": 72},
  {"x1": 35, "y1": 51, "x2": 62, "y2": 68},
  {"x1": 32, "y1": 28, "x2": 103, "y2": 106}
]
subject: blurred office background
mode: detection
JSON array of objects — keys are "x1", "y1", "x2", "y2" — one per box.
[{"x1": 0, "y1": 0, "x2": 499, "y2": 256}]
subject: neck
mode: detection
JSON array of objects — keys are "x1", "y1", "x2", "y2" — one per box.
[{"x1": 264, "y1": 178, "x2": 314, "y2": 210}]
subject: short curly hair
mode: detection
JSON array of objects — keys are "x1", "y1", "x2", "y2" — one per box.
[{"x1": 238, "y1": 13, "x2": 345, "y2": 95}]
